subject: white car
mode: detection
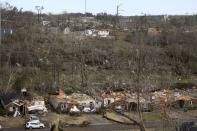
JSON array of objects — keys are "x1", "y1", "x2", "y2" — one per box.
[
  {"x1": 26, "y1": 121, "x2": 45, "y2": 129},
  {"x1": 115, "y1": 105, "x2": 124, "y2": 112},
  {"x1": 70, "y1": 105, "x2": 80, "y2": 113},
  {"x1": 29, "y1": 115, "x2": 39, "y2": 121},
  {"x1": 82, "y1": 107, "x2": 96, "y2": 113},
  {"x1": 82, "y1": 107, "x2": 91, "y2": 112}
]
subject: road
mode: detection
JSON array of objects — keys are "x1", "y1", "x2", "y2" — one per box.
[
  {"x1": 63, "y1": 121, "x2": 173, "y2": 131},
  {"x1": 3, "y1": 118, "x2": 197, "y2": 131},
  {"x1": 3, "y1": 128, "x2": 49, "y2": 131},
  {"x1": 64, "y1": 124, "x2": 137, "y2": 131},
  {"x1": 2, "y1": 124, "x2": 137, "y2": 131},
  {"x1": 1, "y1": 121, "x2": 176, "y2": 131}
]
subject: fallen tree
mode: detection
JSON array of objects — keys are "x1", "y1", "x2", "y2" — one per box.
[{"x1": 103, "y1": 110, "x2": 146, "y2": 131}]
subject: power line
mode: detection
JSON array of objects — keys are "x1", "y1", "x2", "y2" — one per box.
[{"x1": 0, "y1": 3, "x2": 2, "y2": 45}]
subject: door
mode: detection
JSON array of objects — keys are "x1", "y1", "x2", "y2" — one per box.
[{"x1": 33, "y1": 122, "x2": 40, "y2": 128}]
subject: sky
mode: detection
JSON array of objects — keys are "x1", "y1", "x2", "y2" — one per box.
[{"x1": 1, "y1": 0, "x2": 197, "y2": 16}]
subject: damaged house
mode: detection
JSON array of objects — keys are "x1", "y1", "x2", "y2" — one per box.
[
  {"x1": 84, "y1": 29, "x2": 111, "y2": 38},
  {"x1": 66, "y1": 93, "x2": 96, "y2": 110},
  {"x1": 108, "y1": 92, "x2": 153, "y2": 112},
  {"x1": 49, "y1": 89, "x2": 96, "y2": 113},
  {"x1": 28, "y1": 96, "x2": 47, "y2": 113},
  {"x1": 49, "y1": 89, "x2": 69, "y2": 113},
  {"x1": 125, "y1": 93, "x2": 152, "y2": 112},
  {"x1": 98, "y1": 30, "x2": 110, "y2": 38},
  {"x1": 0, "y1": 91, "x2": 27, "y2": 116},
  {"x1": 102, "y1": 89, "x2": 126, "y2": 107},
  {"x1": 152, "y1": 89, "x2": 193, "y2": 109}
]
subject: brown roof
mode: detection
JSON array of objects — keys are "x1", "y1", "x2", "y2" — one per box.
[
  {"x1": 175, "y1": 95, "x2": 192, "y2": 101},
  {"x1": 66, "y1": 93, "x2": 94, "y2": 103},
  {"x1": 102, "y1": 91, "x2": 125, "y2": 100},
  {"x1": 50, "y1": 93, "x2": 94, "y2": 105},
  {"x1": 50, "y1": 96, "x2": 67, "y2": 103}
]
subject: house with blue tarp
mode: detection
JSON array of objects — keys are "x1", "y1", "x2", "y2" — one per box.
[{"x1": 0, "y1": 28, "x2": 13, "y2": 36}]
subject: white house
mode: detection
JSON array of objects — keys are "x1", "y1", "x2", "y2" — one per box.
[
  {"x1": 85, "y1": 29, "x2": 97, "y2": 37},
  {"x1": 42, "y1": 21, "x2": 50, "y2": 26},
  {"x1": 85, "y1": 29, "x2": 93, "y2": 36},
  {"x1": 64, "y1": 27, "x2": 71, "y2": 35},
  {"x1": 98, "y1": 30, "x2": 110, "y2": 38}
]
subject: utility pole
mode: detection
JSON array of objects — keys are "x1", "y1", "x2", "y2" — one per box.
[
  {"x1": 83, "y1": 0, "x2": 87, "y2": 29},
  {"x1": 85, "y1": 0, "x2": 87, "y2": 15},
  {"x1": 114, "y1": 1, "x2": 123, "y2": 40},
  {"x1": 35, "y1": 6, "x2": 44, "y2": 22},
  {"x1": 0, "y1": 3, "x2": 2, "y2": 45},
  {"x1": 115, "y1": 2, "x2": 123, "y2": 28},
  {"x1": 116, "y1": 4, "x2": 121, "y2": 16}
]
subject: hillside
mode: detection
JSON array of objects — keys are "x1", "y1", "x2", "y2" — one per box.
[{"x1": 0, "y1": 4, "x2": 197, "y2": 95}]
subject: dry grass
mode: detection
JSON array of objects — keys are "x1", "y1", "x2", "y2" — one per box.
[
  {"x1": 60, "y1": 114, "x2": 89, "y2": 125},
  {"x1": 0, "y1": 116, "x2": 25, "y2": 128},
  {"x1": 142, "y1": 112, "x2": 162, "y2": 121},
  {"x1": 124, "y1": 112, "x2": 162, "y2": 121},
  {"x1": 40, "y1": 112, "x2": 89, "y2": 129}
]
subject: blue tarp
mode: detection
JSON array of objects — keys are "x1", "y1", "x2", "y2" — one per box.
[{"x1": 0, "y1": 28, "x2": 13, "y2": 35}]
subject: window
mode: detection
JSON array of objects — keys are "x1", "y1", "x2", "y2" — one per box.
[
  {"x1": 64, "y1": 104, "x2": 67, "y2": 109},
  {"x1": 90, "y1": 102, "x2": 93, "y2": 106},
  {"x1": 190, "y1": 101, "x2": 193, "y2": 105},
  {"x1": 61, "y1": 104, "x2": 64, "y2": 110},
  {"x1": 108, "y1": 100, "x2": 111, "y2": 104},
  {"x1": 82, "y1": 103, "x2": 86, "y2": 106},
  {"x1": 9, "y1": 107, "x2": 14, "y2": 112}
]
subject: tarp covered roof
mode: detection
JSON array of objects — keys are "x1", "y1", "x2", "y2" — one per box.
[{"x1": 0, "y1": 91, "x2": 18, "y2": 106}]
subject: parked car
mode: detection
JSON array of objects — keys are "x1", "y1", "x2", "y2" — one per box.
[
  {"x1": 115, "y1": 105, "x2": 124, "y2": 113},
  {"x1": 82, "y1": 107, "x2": 96, "y2": 113},
  {"x1": 26, "y1": 121, "x2": 45, "y2": 130},
  {"x1": 176, "y1": 121, "x2": 197, "y2": 131},
  {"x1": 70, "y1": 105, "x2": 81, "y2": 115},
  {"x1": 29, "y1": 115, "x2": 39, "y2": 121}
]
